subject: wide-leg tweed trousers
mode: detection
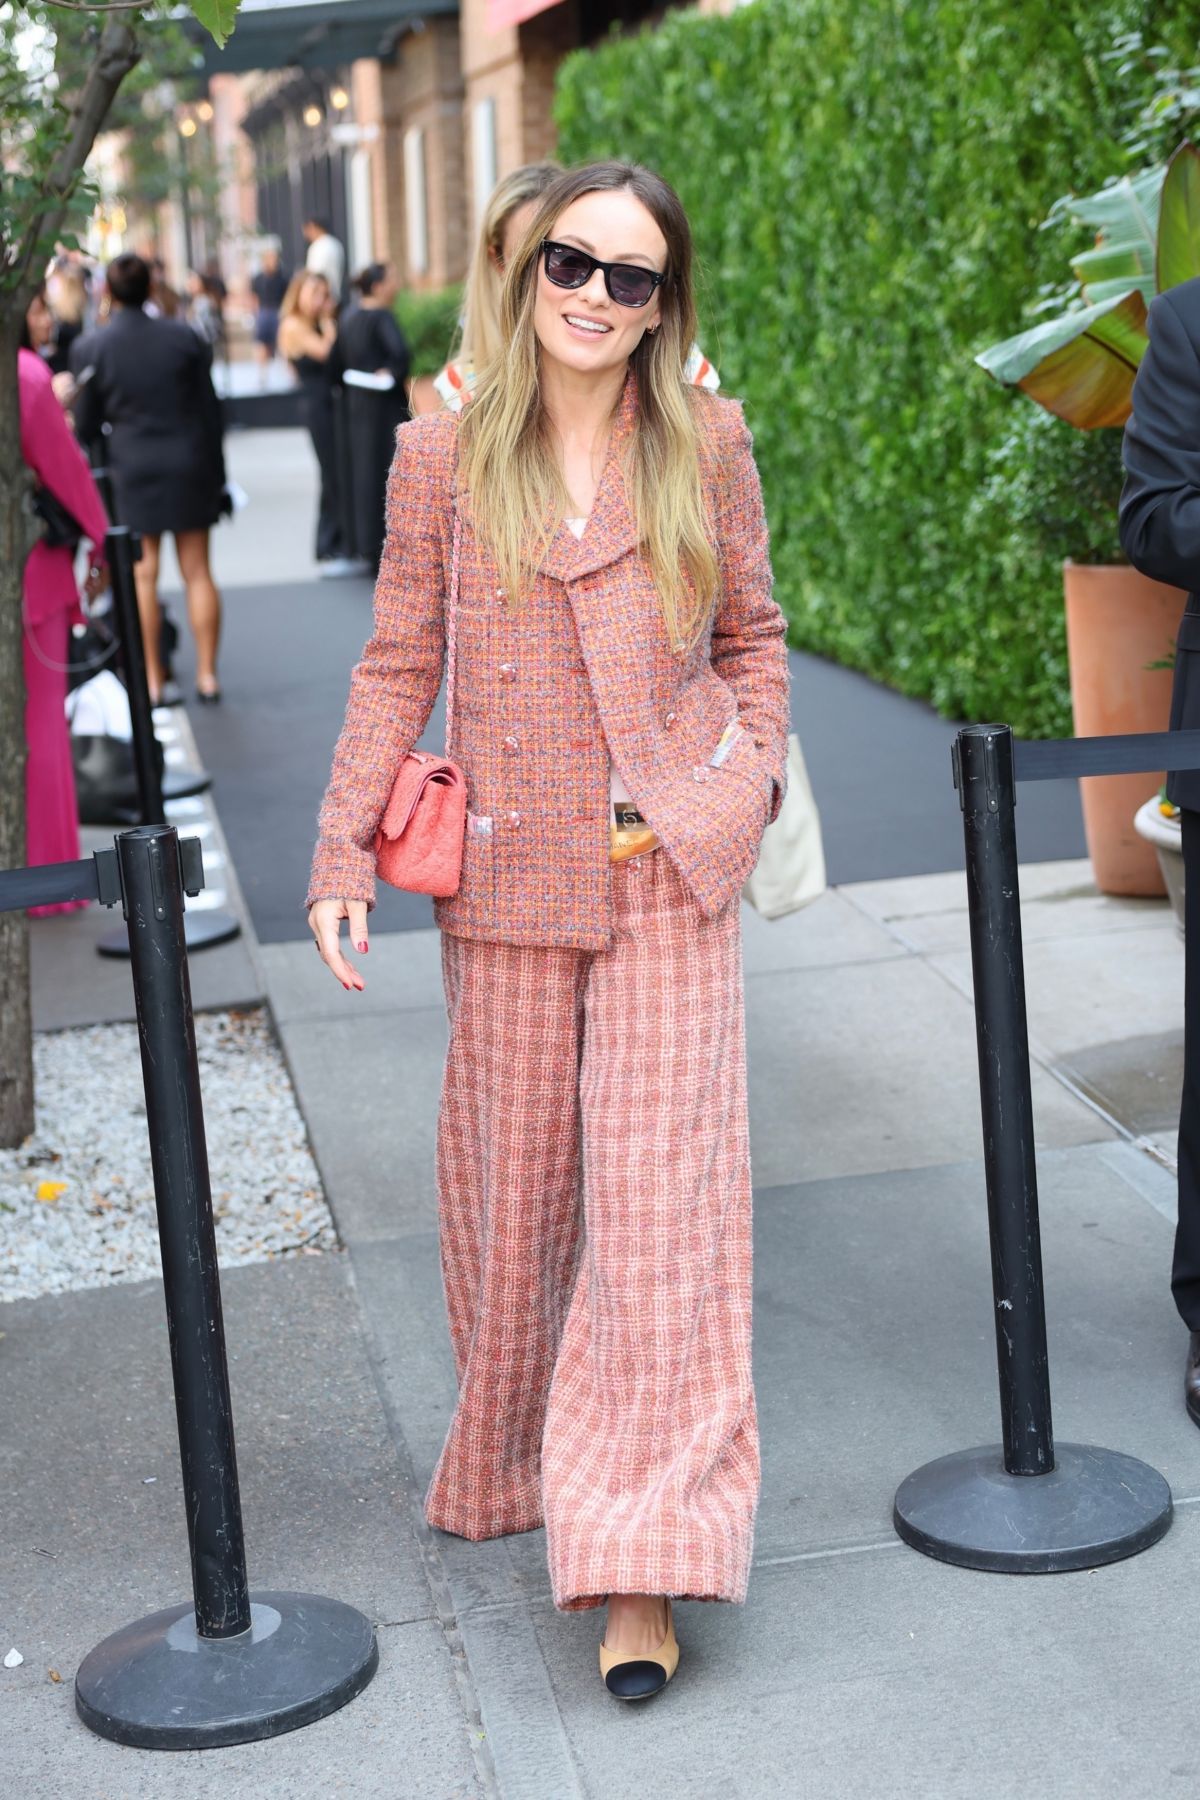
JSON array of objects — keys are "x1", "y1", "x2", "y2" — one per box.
[{"x1": 424, "y1": 851, "x2": 760, "y2": 1612}]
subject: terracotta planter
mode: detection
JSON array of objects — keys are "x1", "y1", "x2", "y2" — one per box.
[{"x1": 1063, "y1": 560, "x2": 1182, "y2": 897}]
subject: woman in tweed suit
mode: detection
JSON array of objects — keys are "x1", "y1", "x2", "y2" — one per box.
[{"x1": 309, "y1": 161, "x2": 791, "y2": 1699}]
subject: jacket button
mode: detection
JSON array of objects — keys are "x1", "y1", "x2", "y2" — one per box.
[
  {"x1": 502, "y1": 734, "x2": 519, "y2": 753},
  {"x1": 495, "y1": 586, "x2": 507, "y2": 600},
  {"x1": 498, "y1": 662, "x2": 517, "y2": 682},
  {"x1": 692, "y1": 765, "x2": 711, "y2": 783},
  {"x1": 664, "y1": 711, "x2": 677, "y2": 728},
  {"x1": 506, "y1": 811, "x2": 522, "y2": 828}
]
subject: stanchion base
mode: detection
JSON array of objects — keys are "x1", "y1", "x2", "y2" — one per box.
[
  {"x1": 894, "y1": 1441, "x2": 1173, "y2": 1573},
  {"x1": 75, "y1": 1591, "x2": 378, "y2": 1750},
  {"x1": 163, "y1": 769, "x2": 212, "y2": 802},
  {"x1": 97, "y1": 910, "x2": 241, "y2": 959}
]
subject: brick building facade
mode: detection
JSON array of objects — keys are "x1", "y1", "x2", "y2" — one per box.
[{"x1": 223, "y1": 0, "x2": 742, "y2": 294}]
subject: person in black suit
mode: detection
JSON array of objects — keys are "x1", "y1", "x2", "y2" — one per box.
[
  {"x1": 1120, "y1": 274, "x2": 1200, "y2": 1422},
  {"x1": 71, "y1": 253, "x2": 228, "y2": 704}
]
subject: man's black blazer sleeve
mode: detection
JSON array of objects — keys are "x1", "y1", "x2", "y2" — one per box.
[{"x1": 1120, "y1": 288, "x2": 1200, "y2": 589}]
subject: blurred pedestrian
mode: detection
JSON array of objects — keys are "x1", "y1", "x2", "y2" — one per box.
[
  {"x1": 46, "y1": 258, "x2": 89, "y2": 376},
  {"x1": 278, "y1": 270, "x2": 355, "y2": 575},
  {"x1": 308, "y1": 161, "x2": 790, "y2": 1695},
  {"x1": 186, "y1": 270, "x2": 223, "y2": 353},
  {"x1": 204, "y1": 258, "x2": 227, "y2": 309},
  {"x1": 71, "y1": 252, "x2": 228, "y2": 704},
  {"x1": 20, "y1": 288, "x2": 109, "y2": 914},
  {"x1": 430, "y1": 162, "x2": 562, "y2": 414},
  {"x1": 303, "y1": 215, "x2": 345, "y2": 304},
  {"x1": 250, "y1": 245, "x2": 288, "y2": 380},
  {"x1": 147, "y1": 257, "x2": 181, "y2": 319},
  {"x1": 336, "y1": 263, "x2": 411, "y2": 570},
  {"x1": 22, "y1": 284, "x2": 54, "y2": 358}
]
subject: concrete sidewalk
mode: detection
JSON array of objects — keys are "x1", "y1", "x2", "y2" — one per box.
[
  {"x1": 7, "y1": 422, "x2": 1195, "y2": 1795},
  {"x1": 11, "y1": 816, "x2": 1198, "y2": 1795}
]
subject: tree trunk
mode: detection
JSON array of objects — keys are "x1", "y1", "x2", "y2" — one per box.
[
  {"x1": 0, "y1": 311, "x2": 34, "y2": 1146},
  {"x1": 0, "y1": 19, "x2": 141, "y2": 1147}
]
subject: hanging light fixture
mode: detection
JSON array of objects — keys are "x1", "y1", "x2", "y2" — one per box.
[
  {"x1": 196, "y1": 99, "x2": 214, "y2": 123},
  {"x1": 330, "y1": 87, "x2": 349, "y2": 111},
  {"x1": 179, "y1": 117, "x2": 198, "y2": 138},
  {"x1": 303, "y1": 104, "x2": 322, "y2": 128}
]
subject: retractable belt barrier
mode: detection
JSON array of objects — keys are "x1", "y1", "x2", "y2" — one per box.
[
  {"x1": 893, "y1": 723, "x2": 1182, "y2": 1573},
  {"x1": 89, "y1": 479, "x2": 235, "y2": 957},
  {"x1": 2, "y1": 829, "x2": 378, "y2": 1748}
]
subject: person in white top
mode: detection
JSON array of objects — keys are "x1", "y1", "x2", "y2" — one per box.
[{"x1": 302, "y1": 216, "x2": 345, "y2": 304}]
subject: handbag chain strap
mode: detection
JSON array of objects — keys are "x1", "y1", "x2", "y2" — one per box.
[{"x1": 445, "y1": 498, "x2": 461, "y2": 747}]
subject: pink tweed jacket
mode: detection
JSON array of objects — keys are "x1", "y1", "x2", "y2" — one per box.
[{"x1": 308, "y1": 370, "x2": 791, "y2": 949}]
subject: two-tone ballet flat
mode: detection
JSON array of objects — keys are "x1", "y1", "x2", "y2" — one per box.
[{"x1": 599, "y1": 1600, "x2": 679, "y2": 1700}]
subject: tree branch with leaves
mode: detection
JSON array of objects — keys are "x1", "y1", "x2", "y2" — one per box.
[{"x1": 0, "y1": 0, "x2": 237, "y2": 1148}]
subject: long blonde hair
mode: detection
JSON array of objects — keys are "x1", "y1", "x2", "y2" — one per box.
[
  {"x1": 279, "y1": 270, "x2": 327, "y2": 324},
  {"x1": 452, "y1": 162, "x2": 562, "y2": 374},
  {"x1": 457, "y1": 161, "x2": 719, "y2": 653}
]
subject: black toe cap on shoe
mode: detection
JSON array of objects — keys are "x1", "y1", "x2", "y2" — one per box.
[{"x1": 605, "y1": 1659, "x2": 668, "y2": 1699}]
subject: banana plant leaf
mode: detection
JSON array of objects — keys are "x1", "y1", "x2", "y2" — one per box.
[
  {"x1": 1070, "y1": 240, "x2": 1155, "y2": 308},
  {"x1": 975, "y1": 289, "x2": 1148, "y2": 429},
  {"x1": 1059, "y1": 165, "x2": 1165, "y2": 245},
  {"x1": 1157, "y1": 141, "x2": 1200, "y2": 293}
]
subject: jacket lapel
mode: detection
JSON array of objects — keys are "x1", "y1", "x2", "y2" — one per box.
[{"x1": 538, "y1": 370, "x2": 642, "y2": 584}]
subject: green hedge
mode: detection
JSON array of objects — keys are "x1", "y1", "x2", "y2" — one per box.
[{"x1": 555, "y1": 2, "x2": 1198, "y2": 736}]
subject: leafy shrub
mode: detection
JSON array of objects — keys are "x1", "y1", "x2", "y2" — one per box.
[
  {"x1": 394, "y1": 285, "x2": 462, "y2": 377},
  {"x1": 555, "y1": 1, "x2": 1199, "y2": 736}
]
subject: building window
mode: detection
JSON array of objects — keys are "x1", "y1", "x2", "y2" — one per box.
[
  {"x1": 404, "y1": 127, "x2": 428, "y2": 276},
  {"x1": 472, "y1": 98, "x2": 498, "y2": 232},
  {"x1": 349, "y1": 147, "x2": 374, "y2": 271}
]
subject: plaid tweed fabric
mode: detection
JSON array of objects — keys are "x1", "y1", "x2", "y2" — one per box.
[
  {"x1": 424, "y1": 852, "x2": 759, "y2": 1612},
  {"x1": 307, "y1": 370, "x2": 791, "y2": 945}
]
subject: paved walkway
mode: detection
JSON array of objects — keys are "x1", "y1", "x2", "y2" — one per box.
[{"x1": 9, "y1": 427, "x2": 1196, "y2": 1798}]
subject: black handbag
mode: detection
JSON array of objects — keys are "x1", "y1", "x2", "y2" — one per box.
[
  {"x1": 32, "y1": 483, "x2": 83, "y2": 552},
  {"x1": 72, "y1": 732, "x2": 165, "y2": 825}
]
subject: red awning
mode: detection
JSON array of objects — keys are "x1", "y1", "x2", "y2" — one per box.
[{"x1": 486, "y1": 0, "x2": 562, "y2": 29}]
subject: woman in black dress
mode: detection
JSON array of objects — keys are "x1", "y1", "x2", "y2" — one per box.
[
  {"x1": 278, "y1": 271, "x2": 350, "y2": 575},
  {"x1": 335, "y1": 264, "x2": 411, "y2": 570},
  {"x1": 71, "y1": 253, "x2": 227, "y2": 703}
]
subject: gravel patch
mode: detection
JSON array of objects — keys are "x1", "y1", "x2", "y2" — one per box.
[{"x1": 1, "y1": 1009, "x2": 337, "y2": 1303}]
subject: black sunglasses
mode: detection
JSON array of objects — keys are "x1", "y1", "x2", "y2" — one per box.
[{"x1": 540, "y1": 239, "x2": 666, "y2": 309}]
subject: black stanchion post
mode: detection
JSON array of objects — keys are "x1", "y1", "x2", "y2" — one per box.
[
  {"x1": 106, "y1": 525, "x2": 165, "y2": 826},
  {"x1": 118, "y1": 822, "x2": 250, "y2": 1634},
  {"x1": 91, "y1": 462, "x2": 116, "y2": 522},
  {"x1": 961, "y1": 723, "x2": 1054, "y2": 1474},
  {"x1": 892, "y1": 724, "x2": 1174, "y2": 1572},
  {"x1": 75, "y1": 825, "x2": 378, "y2": 1747}
]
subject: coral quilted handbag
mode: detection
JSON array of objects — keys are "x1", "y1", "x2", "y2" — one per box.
[{"x1": 373, "y1": 507, "x2": 467, "y2": 896}]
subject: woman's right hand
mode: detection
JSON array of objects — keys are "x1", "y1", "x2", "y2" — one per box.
[{"x1": 308, "y1": 897, "x2": 368, "y2": 990}]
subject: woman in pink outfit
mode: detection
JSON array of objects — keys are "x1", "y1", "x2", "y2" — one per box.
[{"x1": 20, "y1": 291, "x2": 109, "y2": 915}]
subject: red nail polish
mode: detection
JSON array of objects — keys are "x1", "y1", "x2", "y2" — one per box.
[
  {"x1": 343, "y1": 982, "x2": 350, "y2": 990},
  {"x1": 357, "y1": 941, "x2": 367, "y2": 953}
]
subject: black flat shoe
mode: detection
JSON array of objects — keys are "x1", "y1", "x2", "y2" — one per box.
[
  {"x1": 1185, "y1": 1331, "x2": 1200, "y2": 1427},
  {"x1": 195, "y1": 686, "x2": 222, "y2": 705},
  {"x1": 599, "y1": 1600, "x2": 679, "y2": 1700}
]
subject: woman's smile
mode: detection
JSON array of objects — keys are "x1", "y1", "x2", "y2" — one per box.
[{"x1": 563, "y1": 312, "x2": 614, "y2": 338}]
